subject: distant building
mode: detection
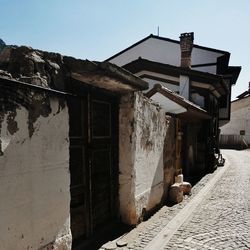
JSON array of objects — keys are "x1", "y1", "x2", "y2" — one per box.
[
  {"x1": 107, "y1": 32, "x2": 241, "y2": 179},
  {"x1": 220, "y1": 83, "x2": 250, "y2": 149},
  {"x1": 0, "y1": 34, "x2": 242, "y2": 250}
]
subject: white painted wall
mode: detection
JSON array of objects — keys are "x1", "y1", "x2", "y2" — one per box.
[
  {"x1": 109, "y1": 37, "x2": 224, "y2": 74},
  {"x1": 133, "y1": 93, "x2": 167, "y2": 217},
  {"x1": 0, "y1": 97, "x2": 71, "y2": 249},
  {"x1": 150, "y1": 93, "x2": 186, "y2": 114},
  {"x1": 119, "y1": 93, "x2": 137, "y2": 225},
  {"x1": 220, "y1": 96, "x2": 250, "y2": 144},
  {"x1": 119, "y1": 92, "x2": 167, "y2": 225}
]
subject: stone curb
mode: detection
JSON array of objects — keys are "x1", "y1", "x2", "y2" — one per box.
[
  {"x1": 100, "y1": 154, "x2": 229, "y2": 250},
  {"x1": 144, "y1": 155, "x2": 229, "y2": 250}
]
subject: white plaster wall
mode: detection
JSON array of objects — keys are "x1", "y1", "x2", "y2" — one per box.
[
  {"x1": 220, "y1": 97, "x2": 250, "y2": 144},
  {"x1": 0, "y1": 97, "x2": 71, "y2": 250},
  {"x1": 119, "y1": 92, "x2": 167, "y2": 225},
  {"x1": 109, "y1": 37, "x2": 223, "y2": 74},
  {"x1": 109, "y1": 38, "x2": 181, "y2": 67},
  {"x1": 119, "y1": 93, "x2": 137, "y2": 225},
  {"x1": 191, "y1": 48, "x2": 221, "y2": 66},
  {"x1": 133, "y1": 93, "x2": 167, "y2": 216}
]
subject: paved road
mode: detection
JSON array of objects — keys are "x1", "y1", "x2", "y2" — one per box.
[
  {"x1": 101, "y1": 150, "x2": 250, "y2": 250},
  {"x1": 162, "y1": 149, "x2": 250, "y2": 250}
]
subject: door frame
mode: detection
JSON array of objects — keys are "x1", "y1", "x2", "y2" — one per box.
[{"x1": 68, "y1": 84, "x2": 119, "y2": 244}]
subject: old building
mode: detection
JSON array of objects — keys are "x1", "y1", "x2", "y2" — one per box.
[
  {"x1": 0, "y1": 33, "x2": 241, "y2": 249},
  {"x1": 0, "y1": 44, "x2": 179, "y2": 249},
  {"x1": 220, "y1": 83, "x2": 250, "y2": 149},
  {"x1": 107, "y1": 32, "x2": 241, "y2": 180}
]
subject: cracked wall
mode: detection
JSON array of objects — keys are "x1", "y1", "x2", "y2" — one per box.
[
  {"x1": 119, "y1": 92, "x2": 175, "y2": 225},
  {"x1": 0, "y1": 85, "x2": 71, "y2": 250}
]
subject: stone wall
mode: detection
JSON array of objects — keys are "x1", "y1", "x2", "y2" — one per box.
[
  {"x1": 0, "y1": 85, "x2": 71, "y2": 249},
  {"x1": 119, "y1": 92, "x2": 175, "y2": 225}
]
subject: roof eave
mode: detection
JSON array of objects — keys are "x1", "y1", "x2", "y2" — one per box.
[
  {"x1": 145, "y1": 84, "x2": 210, "y2": 120},
  {"x1": 64, "y1": 57, "x2": 148, "y2": 93},
  {"x1": 106, "y1": 34, "x2": 229, "y2": 62}
]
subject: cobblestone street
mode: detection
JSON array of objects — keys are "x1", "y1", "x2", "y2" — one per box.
[
  {"x1": 163, "y1": 149, "x2": 250, "y2": 249},
  {"x1": 101, "y1": 149, "x2": 250, "y2": 250}
]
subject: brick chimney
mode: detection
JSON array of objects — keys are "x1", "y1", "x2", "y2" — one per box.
[{"x1": 180, "y1": 32, "x2": 194, "y2": 68}]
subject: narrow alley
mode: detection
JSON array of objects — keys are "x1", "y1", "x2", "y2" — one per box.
[{"x1": 101, "y1": 149, "x2": 250, "y2": 250}]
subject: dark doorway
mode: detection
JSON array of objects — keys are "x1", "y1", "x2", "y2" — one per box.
[{"x1": 68, "y1": 87, "x2": 119, "y2": 248}]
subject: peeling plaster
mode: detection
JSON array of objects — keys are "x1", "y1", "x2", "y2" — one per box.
[
  {"x1": 7, "y1": 110, "x2": 18, "y2": 135},
  {"x1": 119, "y1": 92, "x2": 172, "y2": 225},
  {"x1": 27, "y1": 92, "x2": 52, "y2": 137},
  {"x1": 0, "y1": 94, "x2": 71, "y2": 249},
  {"x1": 0, "y1": 110, "x2": 19, "y2": 155}
]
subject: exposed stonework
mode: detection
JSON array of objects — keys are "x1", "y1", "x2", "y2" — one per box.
[
  {"x1": 180, "y1": 181, "x2": 192, "y2": 195},
  {"x1": 40, "y1": 234, "x2": 72, "y2": 250},
  {"x1": 0, "y1": 45, "x2": 148, "y2": 95},
  {"x1": 169, "y1": 183, "x2": 184, "y2": 204},
  {"x1": 0, "y1": 46, "x2": 66, "y2": 90}
]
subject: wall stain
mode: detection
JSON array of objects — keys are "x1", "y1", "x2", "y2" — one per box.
[
  {"x1": 28, "y1": 92, "x2": 52, "y2": 138},
  {"x1": 1, "y1": 85, "x2": 54, "y2": 140},
  {"x1": 7, "y1": 110, "x2": 18, "y2": 135}
]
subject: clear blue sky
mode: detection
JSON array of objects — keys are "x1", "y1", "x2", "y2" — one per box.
[{"x1": 1, "y1": 0, "x2": 249, "y2": 99}]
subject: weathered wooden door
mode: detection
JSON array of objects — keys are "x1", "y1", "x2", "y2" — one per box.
[
  {"x1": 68, "y1": 88, "x2": 118, "y2": 244},
  {"x1": 68, "y1": 95, "x2": 89, "y2": 242},
  {"x1": 89, "y1": 91, "x2": 118, "y2": 232}
]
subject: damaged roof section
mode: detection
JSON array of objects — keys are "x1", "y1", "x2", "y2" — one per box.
[
  {"x1": 0, "y1": 45, "x2": 148, "y2": 94},
  {"x1": 145, "y1": 84, "x2": 210, "y2": 121},
  {"x1": 64, "y1": 57, "x2": 148, "y2": 93}
]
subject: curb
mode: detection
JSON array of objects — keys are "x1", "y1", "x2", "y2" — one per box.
[{"x1": 144, "y1": 155, "x2": 229, "y2": 249}]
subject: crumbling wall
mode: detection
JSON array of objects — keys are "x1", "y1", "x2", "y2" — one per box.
[
  {"x1": 119, "y1": 93, "x2": 137, "y2": 225},
  {"x1": 0, "y1": 85, "x2": 71, "y2": 250},
  {"x1": 163, "y1": 117, "x2": 176, "y2": 200},
  {"x1": 119, "y1": 92, "x2": 174, "y2": 225},
  {"x1": 0, "y1": 45, "x2": 67, "y2": 90},
  {"x1": 133, "y1": 93, "x2": 167, "y2": 218}
]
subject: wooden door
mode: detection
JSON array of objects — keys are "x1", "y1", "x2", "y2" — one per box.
[
  {"x1": 89, "y1": 92, "x2": 118, "y2": 232},
  {"x1": 68, "y1": 88, "x2": 118, "y2": 244},
  {"x1": 68, "y1": 96, "x2": 89, "y2": 242}
]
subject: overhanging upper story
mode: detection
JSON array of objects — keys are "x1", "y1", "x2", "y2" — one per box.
[
  {"x1": 106, "y1": 33, "x2": 241, "y2": 126},
  {"x1": 107, "y1": 34, "x2": 239, "y2": 78}
]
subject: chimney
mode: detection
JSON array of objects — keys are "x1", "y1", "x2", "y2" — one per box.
[{"x1": 180, "y1": 32, "x2": 194, "y2": 68}]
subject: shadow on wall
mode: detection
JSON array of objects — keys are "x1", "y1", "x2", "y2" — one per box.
[{"x1": 140, "y1": 117, "x2": 176, "y2": 221}]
